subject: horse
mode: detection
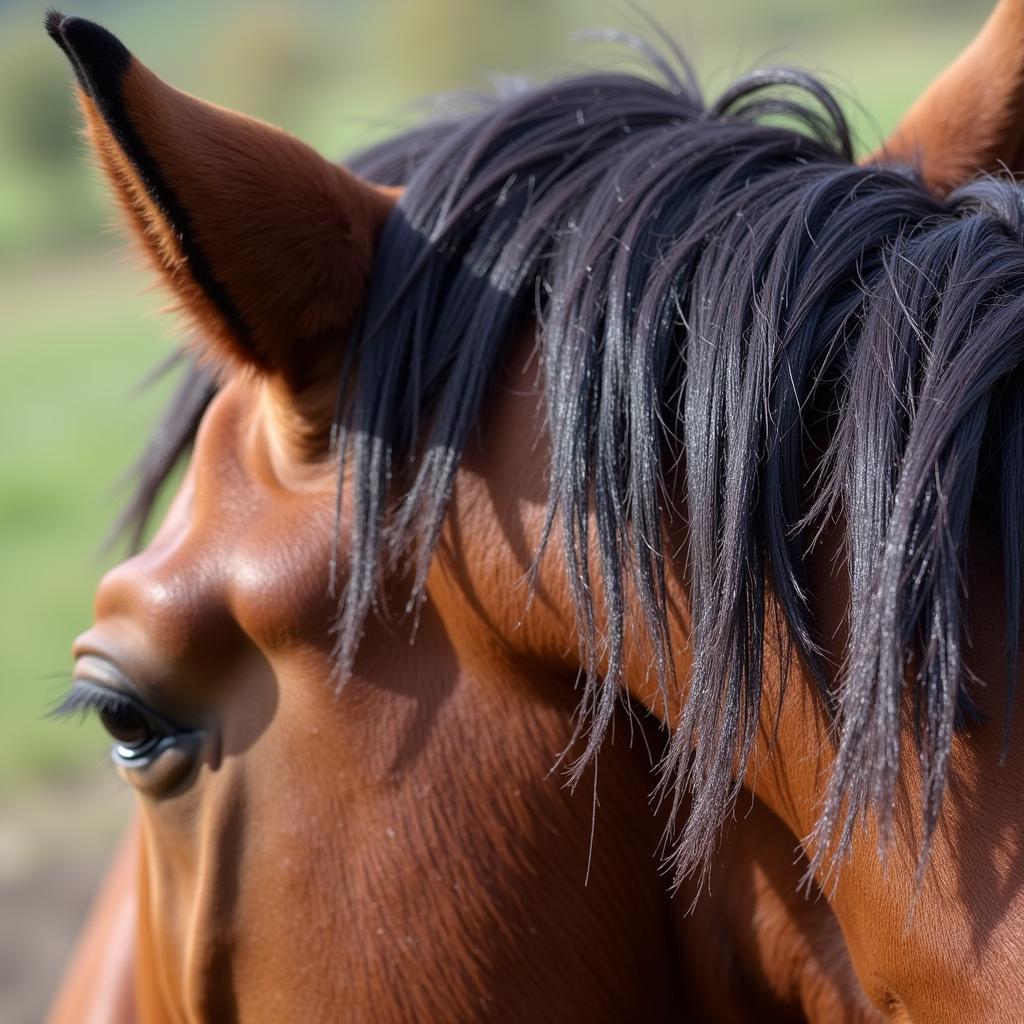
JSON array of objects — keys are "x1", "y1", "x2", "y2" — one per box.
[{"x1": 43, "y1": 3, "x2": 1024, "y2": 1020}]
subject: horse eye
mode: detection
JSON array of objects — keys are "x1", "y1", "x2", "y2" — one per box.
[
  {"x1": 99, "y1": 703, "x2": 154, "y2": 749},
  {"x1": 56, "y1": 672, "x2": 200, "y2": 783}
]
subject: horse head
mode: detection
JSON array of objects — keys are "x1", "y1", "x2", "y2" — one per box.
[
  {"x1": 45, "y1": 13, "x2": 683, "y2": 1021},
  {"x1": 47, "y1": 4, "x2": 1024, "y2": 1021}
]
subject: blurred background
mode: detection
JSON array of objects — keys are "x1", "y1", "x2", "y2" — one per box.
[{"x1": 0, "y1": 0, "x2": 993, "y2": 1017}]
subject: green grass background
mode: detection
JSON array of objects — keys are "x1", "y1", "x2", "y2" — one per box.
[{"x1": 0, "y1": 0, "x2": 993, "y2": 792}]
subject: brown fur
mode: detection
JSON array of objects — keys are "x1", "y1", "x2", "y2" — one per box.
[
  {"x1": 49, "y1": 7, "x2": 1024, "y2": 1022},
  {"x1": 71, "y1": 375, "x2": 682, "y2": 1022},
  {"x1": 423, "y1": 326, "x2": 1024, "y2": 1020}
]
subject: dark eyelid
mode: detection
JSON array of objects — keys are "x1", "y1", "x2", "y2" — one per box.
[
  {"x1": 73, "y1": 653, "x2": 142, "y2": 697},
  {"x1": 71, "y1": 653, "x2": 195, "y2": 728},
  {"x1": 53, "y1": 677, "x2": 186, "y2": 734}
]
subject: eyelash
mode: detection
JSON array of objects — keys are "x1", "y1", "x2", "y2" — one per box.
[{"x1": 52, "y1": 678, "x2": 159, "y2": 726}]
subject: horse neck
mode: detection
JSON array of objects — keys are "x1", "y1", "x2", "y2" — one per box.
[
  {"x1": 431, "y1": 327, "x2": 1024, "y2": 1017},
  {"x1": 424, "y1": 331, "x2": 872, "y2": 1010}
]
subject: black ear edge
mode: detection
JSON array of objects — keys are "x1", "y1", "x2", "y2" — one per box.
[
  {"x1": 45, "y1": 11, "x2": 132, "y2": 102},
  {"x1": 45, "y1": 10, "x2": 254, "y2": 355}
]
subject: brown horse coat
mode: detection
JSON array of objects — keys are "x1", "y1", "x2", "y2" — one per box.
[{"x1": 46, "y1": 4, "x2": 1024, "y2": 1020}]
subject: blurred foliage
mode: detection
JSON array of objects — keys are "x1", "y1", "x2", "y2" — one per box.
[{"x1": 0, "y1": 0, "x2": 994, "y2": 790}]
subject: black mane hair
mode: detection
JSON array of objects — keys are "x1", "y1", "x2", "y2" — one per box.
[{"x1": 118, "y1": 37, "x2": 1024, "y2": 885}]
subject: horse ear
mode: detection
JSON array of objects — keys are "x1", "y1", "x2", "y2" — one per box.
[
  {"x1": 46, "y1": 12, "x2": 397, "y2": 383},
  {"x1": 874, "y1": 0, "x2": 1024, "y2": 193}
]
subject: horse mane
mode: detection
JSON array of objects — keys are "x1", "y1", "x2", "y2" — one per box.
[{"x1": 115, "y1": 36, "x2": 1024, "y2": 886}]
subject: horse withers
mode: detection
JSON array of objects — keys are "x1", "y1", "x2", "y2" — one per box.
[{"x1": 47, "y1": 3, "x2": 1024, "y2": 1020}]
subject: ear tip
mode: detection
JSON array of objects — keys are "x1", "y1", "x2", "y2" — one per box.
[
  {"x1": 45, "y1": 11, "x2": 132, "y2": 87},
  {"x1": 44, "y1": 9, "x2": 66, "y2": 40},
  {"x1": 44, "y1": 9, "x2": 72, "y2": 58}
]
